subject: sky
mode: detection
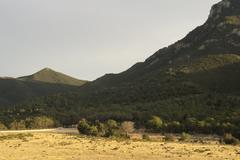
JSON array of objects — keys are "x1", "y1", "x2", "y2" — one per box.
[{"x1": 0, "y1": 0, "x2": 220, "y2": 81}]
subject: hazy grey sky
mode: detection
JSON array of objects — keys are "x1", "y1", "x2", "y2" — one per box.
[{"x1": 0, "y1": 0, "x2": 220, "y2": 80}]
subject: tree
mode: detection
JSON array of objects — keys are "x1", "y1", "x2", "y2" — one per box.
[
  {"x1": 104, "y1": 119, "x2": 119, "y2": 137},
  {"x1": 0, "y1": 122, "x2": 7, "y2": 130},
  {"x1": 88, "y1": 126, "x2": 98, "y2": 136},
  {"x1": 222, "y1": 122, "x2": 235, "y2": 134},
  {"x1": 180, "y1": 132, "x2": 192, "y2": 142},
  {"x1": 10, "y1": 120, "x2": 26, "y2": 130},
  {"x1": 167, "y1": 121, "x2": 181, "y2": 133},
  {"x1": 28, "y1": 116, "x2": 55, "y2": 129},
  {"x1": 106, "y1": 120, "x2": 118, "y2": 129},
  {"x1": 184, "y1": 117, "x2": 197, "y2": 132},
  {"x1": 196, "y1": 120, "x2": 206, "y2": 133},
  {"x1": 147, "y1": 116, "x2": 163, "y2": 131},
  {"x1": 121, "y1": 121, "x2": 135, "y2": 134},
  {"x1": 95, "y1": 120, "x2": 106, "y2": 136},
  {"x1": 77, "y1": 119, "x2": 91, "y2": 135},
  {"x1": 221, "y1": 133, "x2": 240, "y2": 145}
]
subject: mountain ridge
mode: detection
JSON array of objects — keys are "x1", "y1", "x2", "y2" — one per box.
[
  {"x1": 0, "y1": 68, "x2": 88, "y2": 106},
  {"x1": 88, "y1": 0, "x2": 240, "y2": 88}
]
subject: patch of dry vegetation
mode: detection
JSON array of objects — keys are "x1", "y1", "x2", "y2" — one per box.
[
  {"x1": 0, "y1": 133, "x2": 239, "y2": 160},
  {"x1": 0, "y1": 133, "x2": 33, "y2": 141}
]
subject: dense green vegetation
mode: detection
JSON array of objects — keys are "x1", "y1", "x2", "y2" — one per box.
[
  {"x1": 77, "y1": 119, "x2": 131, "y2": 138},
  {"x1": 0, "y1": 78, "x2": 81, "y2": 106},
  {"x1": 0, "y1": 116, "x2": 56, "y2": 130},
  {"x1": 145, "y1": 115, "x2": 240, "y2": 139},
  {"x1": 76, "y1": 115, "x2": 240, "y2": 143}
]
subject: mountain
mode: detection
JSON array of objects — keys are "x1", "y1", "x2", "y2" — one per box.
[
  {"x1": 72, "y1": 0, "x2": 240, "y2": 104},
  {"x1": 0, "y1": 68, "x2": 87, "y2": 106},
  {"x1": 5, "y1": 0, "x2": 240, "y2": 125},
  {"x1": 18, "y1": 68, "x2": 87, "y2": 86}
]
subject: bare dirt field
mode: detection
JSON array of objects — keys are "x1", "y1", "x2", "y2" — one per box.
[{"x1": 0, "y1": 131, "x2": 239, "y2": 160}]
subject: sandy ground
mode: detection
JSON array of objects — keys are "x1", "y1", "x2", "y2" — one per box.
[
  {"x1": 0, "y1": 132, "x2": 239, "y2": 160},
  {"x1": 0, "y1": 128, "x2": 79, "y2": 134}
]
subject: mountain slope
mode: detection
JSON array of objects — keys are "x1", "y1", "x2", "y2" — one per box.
[
  {"x1": 0, "y1": 68, "x2": 88, "y2": 106},
  {"x1": 8, "y1": 0, "x2": 240, "y2": 125},
  {"x1": 75, "y1": 0, "x2": 240, "y2": 102},
  {"x1": 89, "y1": 0, "x2": 240, "y2": 88},
  {"x1": 18, "y1": 68, "x2": 87, "y2": 86}
]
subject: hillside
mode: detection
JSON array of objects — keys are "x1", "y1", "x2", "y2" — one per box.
[
  {"x1": 18, "y1": 68, "x2": 87, "y2": 86},
  {"x1": 5, "y1": 0, "x2": 240, "y2": 127},
  {"x1": 66, "y1": 0, "x2": 240, "y2": 105},
  {"x1": 0, "y1": 68, "x2": 87, "y2": 106}
]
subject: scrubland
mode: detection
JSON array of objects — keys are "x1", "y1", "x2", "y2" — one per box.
[{"x1": 0, "y1": 132, "x2": 239, "y2": 160}]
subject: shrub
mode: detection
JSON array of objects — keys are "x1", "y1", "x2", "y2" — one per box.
[
  {"x1": 105, "y1": 129, "x2": 129, "y2": 138},
  {"x1": 166, "y1": 121, "x2": 182, "y2": 133},
  {"x1": 106, "y1": 120, "x2": 118, "y2": 129},
  {"x1": 0, "y1": 122, "x2": 7, "y2": 130},
  {"x1": 104, "y1": 126, "x2": 119, "y2": 137},
  {"x1": 184, "y1": 117, "x2": 197, "y2": 132},
  {"x1": 179, "y1": 132, "x2": 192, "y2": 142},
  {"x1": 27, "y1": 116, "x2": 55, "y2": 129},
  {"x1": 221, "y1": 133, "x2": 240, "y2": 145},
  {"x1": 77, "y1": 119, "x2": 101, "y2": 136},
  {"x1": 77, "y1": 119, "x2": 130, "y2": 138},
  {"x1": 147, "y1": 116, "x2": 163, "y2": 131},
  {"x1": 164, "y1": 134, "x2": 177, "y2": 142},
  {"x1": 121, "y1": 121, "x2": 135, "y2": 134},
  {"x1": 105, "y1": 119, "x2": 128, "y2": 138},
  {"x1": 77, "y1": 119, "x2": 92, "y2": 135},
  {"x1": 95, "y1": 120, "x2": 106, "y2": 136},
  {"x1": 142, "y1": 134, "x2": 150, "y2": 140},
  {"x1": 88, "y1": 126, "x2": 98, "y2": 136},
  {"x1": 9, "y1": 120, "x2": 26, "y2": 130}
]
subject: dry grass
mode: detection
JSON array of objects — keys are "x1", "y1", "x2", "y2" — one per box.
[{"x1": 0, "y1": 132, "x2": 239, "y2": 160}]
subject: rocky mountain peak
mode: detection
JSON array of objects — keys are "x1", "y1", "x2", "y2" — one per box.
[
  {"x1": 144, "y1": 0, "x2": 240, "y2": 71},
  {"x1": 38, "y1": 67, "x2": 54, "y2": 73},
  {"x1": 208, "y1": 0, "x2": 240, "y2": 21}
]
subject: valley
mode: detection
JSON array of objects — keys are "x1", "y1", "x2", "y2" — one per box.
[{"x1": 0, "y1": 0, "x2": 240, "y2": 159}]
